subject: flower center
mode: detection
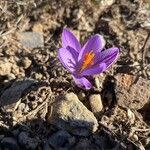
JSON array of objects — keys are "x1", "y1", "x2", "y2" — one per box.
[{"x1": 80, "y1": 51, "x2": 95, "y2": 71}]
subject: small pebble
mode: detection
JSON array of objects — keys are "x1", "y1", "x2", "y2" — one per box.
[
  {"x1": 95, "y1": 77, "x2": 100, "y2": 89},
  {"x1": 21, "y1": 57, "x2": 32, "y2": 69},
  {"x1": 89, "y1": 94, "x2": 103, "y2": 117},
  {"x1": 33, "y1": 73, "x2": 43, "y2": 80},
  {"x1": 7, "y1": 73, "x2": 16, "y2": 80},
  {"x1": 133, "y1": 134, "x2": 138, "y2": 141},
  {"x1": 78, "y1": 91, "x2": 86, "y2": 101},
  {"x1": 32, "y1": 23, "x2": 43, "y2": 33}
]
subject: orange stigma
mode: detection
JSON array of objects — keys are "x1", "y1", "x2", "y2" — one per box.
[{"x1": 80, "y1": 51, "x2": 95, "y2": 71}]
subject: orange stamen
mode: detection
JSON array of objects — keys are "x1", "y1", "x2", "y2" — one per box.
[{"x1": 80, "y1": 51, "x2": 95, "y2": 71}]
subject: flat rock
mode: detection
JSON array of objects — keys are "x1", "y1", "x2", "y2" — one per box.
[
  {"x1": 18, "y1": 32, "x2": 44, "y2": 49},
  {"x1": 47, "y1": 93, "x2": 98, "y2": 136},
  {"x1": 115, "y1": 74, "x2": 150, "y2": 110},
  {"x1": 0, "y1": 79, "x2": 35, "y2": 107}
]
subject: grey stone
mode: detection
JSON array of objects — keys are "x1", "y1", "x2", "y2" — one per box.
[
  {"x1": 47, "y1": 93, "x2": 98, "y2": 136},
  {"x1": 48, "y1": 130, "x2": 71, "y2": 148},
  {"x1": 0, "y1": 79, "x2": 35, "y2": 107},
  {"x1": 115, "y1": 74, "x2": 150, "y2": 110},
  {"x1": 18, "y1": 32, "x2": 44, "y2": 49},
  {"x1": 1, "y1": 137, "x2": 19, "y2": 150}
]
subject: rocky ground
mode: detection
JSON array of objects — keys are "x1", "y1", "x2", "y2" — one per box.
[{"x1": 0, "y1": 0, "x2": 150, "y2": 149}]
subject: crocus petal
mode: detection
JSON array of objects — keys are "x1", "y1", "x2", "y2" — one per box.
[
  {"x1": 58, "y1": 48, "x2": 78, "y2": 73},
  {"x1": 97, "y1": 47, "x2": 119, "y2": 68},
  {"x1": 81, "y1": 63, "x2": 106, "y2": 76},
  {"x1": 72, "y1": 75, "x2": 92, "y2": 89},
  {"x1": 62, "y1": 28, "x2": 81, "y2": 53},
  {"x1": 78, "y1": 34, "x2": 105, "y2": 61}
]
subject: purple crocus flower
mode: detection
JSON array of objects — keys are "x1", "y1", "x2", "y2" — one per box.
[{"x1": 58, "y1": 28, "x2": 119, "y2": 89}]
